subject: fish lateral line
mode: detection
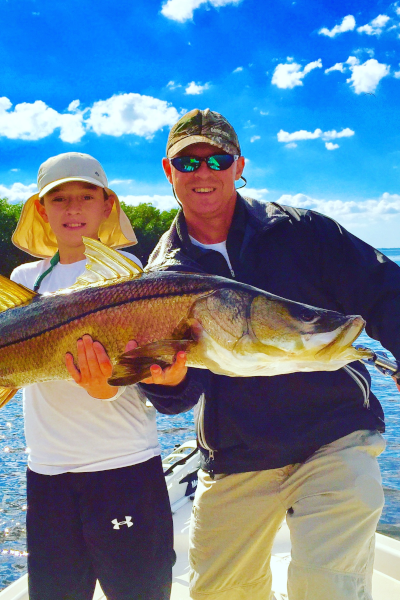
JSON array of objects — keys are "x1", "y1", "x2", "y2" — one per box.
[{"x1": 0, "y1": 288, "x2": 205, "y2": 351}]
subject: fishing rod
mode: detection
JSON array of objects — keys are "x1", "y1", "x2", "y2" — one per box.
[{"x1": 356, "y1": 346, "x2": 400, "y2": 382}]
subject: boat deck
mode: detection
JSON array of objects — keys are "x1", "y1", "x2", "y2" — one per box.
[
  {"x1": 1, "y1": 498, "x2": 399, "y2": 600},
  {"x1": 1, "y1": 438, "x2": 399, "y2": 600}
]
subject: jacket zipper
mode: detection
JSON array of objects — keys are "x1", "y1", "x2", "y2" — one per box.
[
  {"x1": 195, "y1": 393, "x2": 216, "y2": 469},
  {"x1": 343, "y1": 365, "x2": 370, "y2": 407}
]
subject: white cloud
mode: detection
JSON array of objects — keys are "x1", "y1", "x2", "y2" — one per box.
[
  {"x1": 250, "y1": 135, "x2": 260, "y2": 142},
  {"x1": 277, "y1": 127, "x2": 354, "y2": 148},
  {"x1": 325, "y1": 142, "x2": 339, "y2": 150},
  {"x1": 233, "y1": 66, "x2": 243, "y2": 73},
  {"x1": 119, "y1": 194, "x2": 176, "y2": 211},
  {"x1": 346, "y1": 56, "x2": 359, "y2": 66},
  {"x1": 322, "y1": 128, "x2": 354, "y2": 140},
  {"x1": 243, "y1": 188, "x2": 268, "y2": 200},
  {"x1": 0, "y1": 182, "x2": 37, "y2": 203},
  {"x1": 357, "y1": 14, "x2": 390, "y2": 35},
  {"x1": 319, "y1": 15, "x2": 356, "y2": 38},
  {"x1": 325, "y1": 63, "x2": 344, "y2": 74},
  {"x1": 109, "y1": 179, "x2": 134, "y2": 185},
  {"x1": 161, "y1": 0, "x2": 241, "y2": 23},
  {"x1": 85, "y1": 93, "x2": 180, "y2": 138},
  {"x1": 272, "y1": 59, "x2": 322, "y2": 89},
  {"x1": 167, "y1": 81, "x2": 182, "y2": 90},
  {"x1": 0, "y1": 97, "x2": 85, "y2": 143},
  {"x1": 277, "y1": 192, "x2": 400, "y2": 224},
  {"x1": 278, "y1": 128, "x2": 322, "y2": 142},
  {"x1": 185, "y1": 81, "x2": 210, "y2": 95},
  {"x1": 0, "y1": 93, "x2": 180, "y2": 143},
  {"x1": 394, "y1": 67, "x2": 400, "y2": 78},
  {"x1": 346, "y1": 58, "x2": 390, "y2": 94}
]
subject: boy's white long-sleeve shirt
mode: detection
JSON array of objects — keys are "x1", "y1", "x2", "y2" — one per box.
[{"x1": 11, "y1": 253, "x2": 161, "y2": 475}]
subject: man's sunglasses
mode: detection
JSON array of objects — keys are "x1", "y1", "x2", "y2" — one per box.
[{"x1": 170, "y1": 154, "x2": 239, "y2": 173}]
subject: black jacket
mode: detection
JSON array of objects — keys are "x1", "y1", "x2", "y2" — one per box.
[{"x1": 142, "y1": 195, "x2": 400, "y2": 474}]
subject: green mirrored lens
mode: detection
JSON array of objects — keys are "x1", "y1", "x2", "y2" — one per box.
[
  {"x1": 180, "y1": 157, "x2": 200, "y2": 172},
  {"x1": 171, "y1": 154, "x2": 236, "y2": 172},
  {"x1": 206, "y1": 155, "x2": 235, "y2": 171}
]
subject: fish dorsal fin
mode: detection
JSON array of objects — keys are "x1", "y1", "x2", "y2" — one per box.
[
  {"x1": 0, "y1": 275, "x2": 38, "y2": 312},
  {"x1": 65, "y1": 237, "x2": 143, "y2": 293}
]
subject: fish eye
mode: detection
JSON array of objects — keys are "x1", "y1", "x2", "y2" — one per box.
[{"x1": 299, "y1": 308, "x2": 320, "y2": 323}]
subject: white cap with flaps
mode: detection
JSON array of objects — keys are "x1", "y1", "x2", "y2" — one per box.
[
  {"x1": 12, "y1": 152, "x2": 137, "y2": 258},
  {"x1": 37, "y1": 152, "x2": 109, "y2": 197}
]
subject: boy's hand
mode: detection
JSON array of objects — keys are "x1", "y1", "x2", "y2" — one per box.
[
  {"x1": 125, "y1": 340, "x2": 187, "y2": 386},
  {"x1": 65, "y1": 335, "x2": 117, "y2": 400}
]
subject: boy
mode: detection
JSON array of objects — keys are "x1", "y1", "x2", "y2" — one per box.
[{"x1": 10, "y1": 152, "x2": 175, "y2": 600}]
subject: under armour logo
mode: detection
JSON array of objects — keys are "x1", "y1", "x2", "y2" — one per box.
[{"x1": 111, "y1": 516, "x2": 133, "y2": 530}]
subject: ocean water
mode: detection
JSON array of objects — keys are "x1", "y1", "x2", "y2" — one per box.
[{"x1": 0, "y1": 249, "x2": 399, "y2": 590}]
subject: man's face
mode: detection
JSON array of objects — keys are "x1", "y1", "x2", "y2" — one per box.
[
  {"x1": 35, "y1": 181, "x2": 114, "y2": 250},
  {"x1": 162, "y1": 143, "x2": 245, "y2": 222}
]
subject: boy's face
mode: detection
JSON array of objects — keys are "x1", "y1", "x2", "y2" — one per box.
[{"x1": 35, "y1": 181, "x2": 114, "y2": 250}]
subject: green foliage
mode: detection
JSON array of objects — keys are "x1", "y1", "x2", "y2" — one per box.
[
  {"x1": 121, "y1": 202, "x2": 178, "y2": 264},
  {"x1": 0, "y1": 198, "x2": 36, "y2": 277},
  {"x1": 0, "y1": 198, "x2": 178, "y2": 277}
]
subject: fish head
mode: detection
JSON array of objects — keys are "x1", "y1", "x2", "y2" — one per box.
[
  {"x1": 249, "y1": 295, "x2": 365, "y2": 362},
  {"x1": 189, "y1": 286, "x2": 366, "y2": 376}
]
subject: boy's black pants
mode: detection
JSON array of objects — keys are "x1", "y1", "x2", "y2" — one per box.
[{"x1": 27, "y1": 457, "x2": 174, "y2": 600}]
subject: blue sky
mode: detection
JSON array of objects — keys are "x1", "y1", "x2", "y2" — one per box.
[{"x1": 0, "y1": 0, "x2": 399, "y2": 247}]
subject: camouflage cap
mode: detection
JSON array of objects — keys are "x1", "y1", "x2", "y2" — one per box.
[{"x1": 166, "y1": 108, "x2": 241, "y2": 158}]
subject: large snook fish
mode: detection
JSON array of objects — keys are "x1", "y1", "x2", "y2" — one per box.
[{"x1": 0, "y1": 238, "x2": 368, "y2": 408}]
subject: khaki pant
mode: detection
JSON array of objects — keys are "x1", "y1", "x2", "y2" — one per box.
[{"x1": 189, "y1": 430, "x2": 386, "y2": 600}]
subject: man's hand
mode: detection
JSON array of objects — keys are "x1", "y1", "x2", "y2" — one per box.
[
  {"x1": 65, "y1": 334, "x2": 117, "y2": 400},
  {"x1": 125, "y1": 340, "x2": 188, "y2": 386},
  {"x1": 393, "y1": 376, "x2": 400, "y2": 393}
]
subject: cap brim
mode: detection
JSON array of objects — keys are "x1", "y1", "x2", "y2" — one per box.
[
  {"x1": 39, "y1": 176, "x2": 105, "y2": 197},
  {"x1": 167, "y1": 136, "x2": 239, "y2": 158}
]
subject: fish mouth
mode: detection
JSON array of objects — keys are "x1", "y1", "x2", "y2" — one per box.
[{"x1": 314, "y1": 316, "x2": 365, "y2": 359}]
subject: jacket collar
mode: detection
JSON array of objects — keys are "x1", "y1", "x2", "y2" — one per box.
[
  {"x1": 146, "y1": 195, "x2": 290, "y2": 271},
  {"x1": 176, "y1": 193, "x2": 290, "y2": 248}
]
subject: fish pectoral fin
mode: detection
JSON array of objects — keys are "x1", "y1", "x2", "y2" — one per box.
[
  {"x1": 0, "y1": 275, "x2": 38, "y2": 312},
  {"x1": 0, "y1": 387, "x2": 19, "y2": 409},
  {"x1": 56, "y1": 238, "x2": 143, "y2": 294},
  {"x1": 108, "y1": 340, "x2": 196, "y2": 386}
]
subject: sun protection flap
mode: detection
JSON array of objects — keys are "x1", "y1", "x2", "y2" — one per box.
[
  {"x1": 0, "y1": 275, "x2": 38, "y2": 312},
  {"x1": 12, "y1": 190, "x2": 137, "y2": 258}
]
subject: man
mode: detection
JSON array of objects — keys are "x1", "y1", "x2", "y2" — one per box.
[
  {"x1": 10, "y1": 152, "x2": 177, "y2": 600},
  {"x1": 142, "y1": 109, "x2": 400, "y2": 600}
]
